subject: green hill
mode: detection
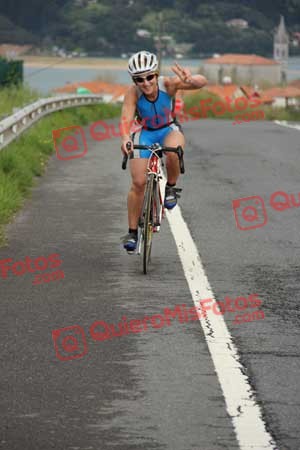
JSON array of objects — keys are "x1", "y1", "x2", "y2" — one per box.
[
  {"x1": 0, "y1": 0, "x2": 299, "y2": 56},
  {"x1": 0, "y1": 14, "x2": 36, "y2": 44}
]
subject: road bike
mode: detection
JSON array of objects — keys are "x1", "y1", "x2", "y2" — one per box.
[{"x1": 122, "y1": 142, "x2": 185, "y2": 274}]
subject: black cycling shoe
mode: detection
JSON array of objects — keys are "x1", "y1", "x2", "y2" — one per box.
[
  {"x1": 164, "y1": 185, "x2": 182, "y2": 209},
  {"x1": 122, "y1": 232, "x2": 138, "y2": 254}
]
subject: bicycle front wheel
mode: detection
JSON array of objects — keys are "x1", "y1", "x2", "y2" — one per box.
[{"x1": 143, "y1": 173, "x2": 154, "y2": 274}]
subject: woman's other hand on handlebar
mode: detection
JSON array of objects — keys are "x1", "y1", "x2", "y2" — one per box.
[{"x1": 121, "y1": 139, "x2": 133, "y2": 156}]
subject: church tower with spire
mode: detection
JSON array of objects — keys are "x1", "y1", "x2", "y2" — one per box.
[
  {"x1": 274, "y1": 15, "x2": 289, "y2": 64},
  {"x1": 274, "y1": 15, "x2": 289, "y2": 83}
]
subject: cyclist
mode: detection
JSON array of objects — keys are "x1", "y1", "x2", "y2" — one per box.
[{"x1": 121, "y1": 50, "x2": 207, "y2": 253}]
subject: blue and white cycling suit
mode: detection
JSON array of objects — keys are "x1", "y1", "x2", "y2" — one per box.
[{"x1": 130, "y1": 76, "x2": 183, "y2": 159}]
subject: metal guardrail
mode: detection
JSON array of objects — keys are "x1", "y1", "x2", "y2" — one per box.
[{"x1": 0, "y1": 94, "x2": 104, "y2": 151}]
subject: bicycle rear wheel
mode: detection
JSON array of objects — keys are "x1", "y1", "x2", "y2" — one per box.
[{"x1": 143, "y1": 174, "x2": 154, "y2": 274}]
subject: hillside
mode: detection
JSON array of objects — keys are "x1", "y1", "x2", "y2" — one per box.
[
  {"x1": 0, "y1": 14, "x2": 36, "y2": 44},
  {"x1": 0, "y1": 0, "x2": 300, "y2": 56}
]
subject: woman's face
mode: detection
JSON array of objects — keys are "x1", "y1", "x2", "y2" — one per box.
[{"x1": 133, "y1": 73, "x2": 158, "y2": 95}]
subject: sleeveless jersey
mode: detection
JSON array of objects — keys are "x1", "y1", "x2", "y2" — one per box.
[{"x1": 135, "y1": 76, "x2": 175, "y2": 130}]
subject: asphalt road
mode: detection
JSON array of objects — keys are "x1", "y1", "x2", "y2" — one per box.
[{"x1": 0, "y1": 117, "x2": 300, "y2": 450}]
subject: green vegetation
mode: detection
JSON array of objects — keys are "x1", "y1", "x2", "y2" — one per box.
[
  {"x1": 183, "y1": 91, "x2": 300, "y2": 122},
  {"x1": 183, "y1": 91, "x2": 239, "y2": 120},
  {"x1": 0, "y1": 84, "x2": 40, "y2": 118},
  {"x1": 0, "y1": 13, "x2": 35, "y2": 44},
  {"x1": 0, "y1": 98, "x2": 121, "y2": 245},
  {"x1": 0, "y1": 57, "x2": 24, "y2": 88},
  {"x1": 263, "y1": 105, "x2": 300, "y2": 121},
  {"x1": 0, "y1": 0, "x2": 300, "y2": 56}
]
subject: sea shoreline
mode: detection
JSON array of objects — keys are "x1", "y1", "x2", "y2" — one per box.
[
  {"x1": 23, "y1": 56, "x2": 189, "y2": 72},
  {"x1": 23, "y1": 56, "x2": 128, "y2": 70}
]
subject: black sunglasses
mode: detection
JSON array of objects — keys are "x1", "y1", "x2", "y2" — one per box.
[{"x1": 133, "y1": 74, "x2": 156, "y2": 84}]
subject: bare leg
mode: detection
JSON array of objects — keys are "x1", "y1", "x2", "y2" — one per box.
[
  {"x1": 128, "y1": 158, "x2": 148, "y2": 229},
  {"x1": 163, "y1": 130, "x2": 185, "y2": 184}
]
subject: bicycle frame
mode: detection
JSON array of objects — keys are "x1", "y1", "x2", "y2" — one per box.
[{"x1": 136, "y1": 146, "x2": 164, "y2": 255}]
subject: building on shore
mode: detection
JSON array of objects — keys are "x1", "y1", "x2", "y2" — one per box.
[
  {"x1": 289, "y1": 79, "x2": 300, "y2": 89},
  {"x1": 202, "y1": 54, "x2": 281, "y2": 85},
  {"x1": 0, "y1": 44, "x2": 32, "y2": 59},
  {"x1": 262, "y1": 86, "x2": 300, "y2": 108},
  {"x1": 55, "y1": 80, "x2": 128, "y2": 103}
]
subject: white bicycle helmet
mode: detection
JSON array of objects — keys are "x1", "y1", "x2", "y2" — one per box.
[{"x1": 128, "y1": 51, "x2": 158, "y2": 76}]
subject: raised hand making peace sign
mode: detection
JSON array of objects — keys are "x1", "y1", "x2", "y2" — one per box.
[{"x1": 171, "y1": 62, "x2": 193, "y2": 84}]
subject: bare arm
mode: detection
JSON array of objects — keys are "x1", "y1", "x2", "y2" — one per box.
[
  {"x1": 120, "y1": 85, "x2": 138, "y2": 148},
  {"x1": 164, "y1": 62, "x2": 207, "y2": 95}
]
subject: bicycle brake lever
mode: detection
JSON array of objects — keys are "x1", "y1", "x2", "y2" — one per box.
[{"x1": 122, "y1": 142, "x2": 132, "y2": 170}]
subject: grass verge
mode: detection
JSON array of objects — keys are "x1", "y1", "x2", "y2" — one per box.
[
  {"x1": 182, "y1": 90, "x2": 300, "y2": 122},
  {"x1": 0, "y1": 101, "x2": 121, "y2": 245},
  {"x1": 0, "y1": 84, "x2": 40, "y2": 118}
]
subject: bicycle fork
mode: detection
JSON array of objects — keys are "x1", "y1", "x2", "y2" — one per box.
[{"x1": 153, "y1": 176, "x2": 164, "y2": 233}]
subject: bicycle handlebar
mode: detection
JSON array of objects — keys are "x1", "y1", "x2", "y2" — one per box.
[{"x1": 122, "y1": 142, "x2": 185, "y2": 173}]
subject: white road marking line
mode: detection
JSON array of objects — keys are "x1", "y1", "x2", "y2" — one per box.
[
  {"x1": 164, "y1": 189, "x2": 277, "y2": 449},
  {"x1": 274, "y1": 120, "x2": 300, "y2": 131}
]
